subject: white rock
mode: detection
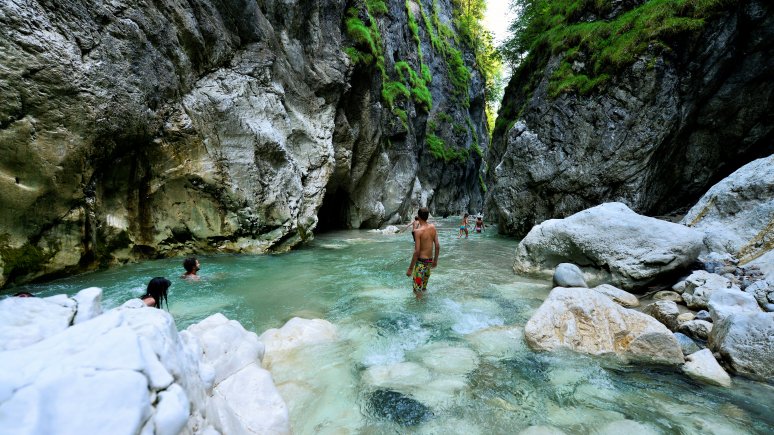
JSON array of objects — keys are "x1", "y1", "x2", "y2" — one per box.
[
  {"x1": 643, "y1": 300, "x2": 680, "y2": 331},
  {"x1": 708, "y1": 288, "x2": 761, "y2": 324},
  {"x1": 210, "y1": 364, "x2": 290, "y2": 435},
  {"x1": 259, "y1": 317, "x2": 337, "y2": 365},
  {"x1": 709, "y1": 312, "x2": 774, "y2": 381},
  {"x1": 681, "y1": 271, "x2": 738, "y2": 310},
  {"x1": 464, "y1": 325, "x2": 525, "y2": 359},
  {"x1": 153, "y1": 384, "x2": 190, "y2": 435},
  {"x1": 186, "y1": 313, "x2": 265, "y2": 384},
  {"x1": 72, "y1": 287, "x2": 103, "y2": 324},
  {"x1": 524, "y1": 287, "x2": 684, "y2": 365},
  {"x1": 681, "y1": 154, "x2": 774, "y2": 262},
  {"x1": 418, "y1": 344, "x2": 479, "y2": 375},
  {"x1": 514, "y1": 203, "x2": 704, "y2": 290},
  {"x1": 682, "y1": 349, "x2": 731, "y2": 387},
  {"x1": 553, "y1": 263, "x2": 588, "y2": 288},
  {"x1": 0, "y1": 296, "x2": 76, "y2": 351},
  {"x1": 591, "y1": 284, "x2": 639, "y2": 307}
]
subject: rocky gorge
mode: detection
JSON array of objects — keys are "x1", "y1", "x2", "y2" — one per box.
[
  {"x1": 2, "y1": 0, "x2": 774, "y2": 432},
  {"x1": 0, "y1": 0, "x2": 487, "y2": 287}
]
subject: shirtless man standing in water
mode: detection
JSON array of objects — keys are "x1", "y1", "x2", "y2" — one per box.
[{"x1": 406, "y1": 207, "x2": 440, "y2": 300}]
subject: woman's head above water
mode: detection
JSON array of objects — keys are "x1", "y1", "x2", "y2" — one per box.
[{"x1": 143, "y1": 277, "x2": 171, "y2": 309}]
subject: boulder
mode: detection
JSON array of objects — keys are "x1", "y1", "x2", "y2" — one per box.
[
  {"x1": 513, "y1": 203, "x2": 704, "y2": 290},
  {"x1": 744, "y1": 279, "x2": 773, "y2": 309},
  {"x1": 259, "y1": 317, "x2": 337, "y2": 367},
  {"x1": 707, "y1": 288, "x2": 761, "y2": 324},
  {"x1": 643, "y1": 300, "x2": 680, "y2": 331},
  {"x1": 72, "y1": 287, "x2": 104, "y2": 324},
  {"x1": 695, "y1": 310, "x2": 712, "y2": 322},
  {"x1": 553, "y1": 263, "x2": 588, "y2": 288},
  {"x1": 709, "y1": 312, "x2": 774, "y2": 381},
  {"x1": 0, "y1": 293, "x2": 78, "y2": 351},
  {"x1": 653, "y1": 291, "x2": 683, "y2": 303},
  {"x1": 680, "y1": 271, "x2": 738, "y2": 310},
  {"x1": 591, "y1": 284, "x2": 640, "y2": 308},
  {"x1": 524, "y1": 287, "x2": 684, "y2": 365},
  {"x1": 0, "y1": 291, "x2": 290, "y2": 435},
  {"x1": 679, "y1": 320, "x2": 713, "y2": 341},
  {"x1": 682, "y1": 349, "x2": 732, "y2": 387},
  {"x1": 367, "y1": 389, "x2": 433, "y2": 426},
  {"x1": 673, "y1": 332, "x2": 701, "y2": 356},
  {"x1": 681, "y1": 154, "x2": 774, "y2": 263},
  {"x1": 676, "y1": 312, "x2": 696, "y2": 324}
]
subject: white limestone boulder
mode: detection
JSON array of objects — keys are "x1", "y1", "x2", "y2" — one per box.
[
  {"x1": 591, "y1": 284, "x2": 639, "y2": 307},
  {"x1": 514, "y1": 203, "x2": 704, "y2": 290},
  {"x1": 0, "y1": 294, "x2": 77, "y2": 351},
  {"x1": 72, "y1": 287, "x2": 103, "y2": 324},
  {"x1": 681, "y1": 154, "x2": 774, "y2": 262},
  {"x1": 553, "y1": 263, "x2": 588, "y2": 288},
  {"x1": 679, "y1": 270, "x2": 739, "y2": 310},
  {"x1": 709, "y1": 312, "x2": 774, "y2": 381},
  {"x1": 682, "y1": 349, "x2": 732, "y2": 387},
  {"x1": 707, "y1": 288, "x2": 761, "y2": 324},
  {"x1": 258, "y1": 317, "x2": 337, "y2": 370},
  {"x1": 643, "y1": 300, "x2": 680, "y2": 331},
  {"x1": 524, "y1": 287, "x2": 684, "y2": 365},
  {"x1": 186, "y1": 313, "x2": 265, "y2": 384}
]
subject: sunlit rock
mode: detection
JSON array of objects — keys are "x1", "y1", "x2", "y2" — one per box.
[
  {"x1": 72, "y1": 287, "x2": 103, "y2": 324},
  {"x1": 682, "y1": 349, "x2": 732, "y2": 387},
  {"x1": 591, "y1": 284, "x2": 639, "y2": 308},
  {"x1": 707, "y1": 288, "x2": 761, "y2": 324},
  {"x1": 678, "y1": 320, "x2": 713, "y2": 341},
  {"x1": 0, "y1": 294, "x2": 76, "y2": 351},
  {"x1": 525, "y1": 287, "x2": 684, "y2": 365},
  {"x1": 259, "y1": 317, "x2": 338, "y2": 362},
  {"x1": 653, "y1": 290, "x2": 683, "y2": 303},
  {"x1": 513, "y1": 203, "x2": 704, "y2": 290},
  {"x1": 643, "y1": 300, "x2": 680, "y2": 331},
  {"x1": 553, "y1": 263, "x2": 587, "y2": 288},
  {"x1": 709, "y1": 312, "x2": 774, "y2": 381},
  {"x1": 186, "y1": 313, "x2": 265, "y2": 384},
  {"x1": 681, "y1": 154, "x2": 774, "y2": 262},
  {"x1": 680, "y1": 270, "x2": 738, "y2": 310}
]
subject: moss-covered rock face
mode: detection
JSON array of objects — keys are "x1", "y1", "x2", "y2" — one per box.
[
  {"x1": 0, "y1": 0, "x2": 488, "y2": 286},
  {"x1": 487, "y1": 0, "x2": 774, "y2": 237}
]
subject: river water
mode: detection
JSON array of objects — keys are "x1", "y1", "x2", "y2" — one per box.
[{"x1": 13, "y1": 219, "x2": 774, "y2": 434}]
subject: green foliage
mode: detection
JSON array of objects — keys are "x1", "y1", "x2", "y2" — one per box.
[
  {"x1": 502, "y1": 0, "x2": 731, "y2": 96},
  {"x1": 466, "y1": 116, "x2": 482, "y2": 154},
  {"x1": 345, "y1": 6, "x2": 386, "y2": 77},
  {"x1": 479, "y1": 173, "x2": 487, "y2": 192},
  {"x1": 393, "y1": 108, "x2": 408, "y2": 127},
  {"x1": 427, "y1": 133, "x2": 469, "y2": 163},
  {"x1": 395, "y1": 61, "x2": 432, "y2": 111},
  {"x1": 382, "y1": 80, "x2": 410, "y2": 107},
  {"x1": 367, "y1": 0, "x2": 388, "y2": 15},
  {"x1": 406, "y1": 1, "x2": 421, "y2": 46}
]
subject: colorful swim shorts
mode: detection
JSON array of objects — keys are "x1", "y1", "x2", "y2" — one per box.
[{"x1": 412, "y1": 258, "x2": 433, "y2": 294}]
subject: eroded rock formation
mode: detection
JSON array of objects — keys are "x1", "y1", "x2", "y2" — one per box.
[
  {"x1": 0, "y1": 0, "x2": 487, "y2": 286},
  {"x1": 486, "y1": 0, "x2": 774, "y2": 237}
]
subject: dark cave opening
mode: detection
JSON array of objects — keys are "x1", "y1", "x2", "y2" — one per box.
[{"x1": 316, "y1": 187, "x2": 351, "y2": 232}]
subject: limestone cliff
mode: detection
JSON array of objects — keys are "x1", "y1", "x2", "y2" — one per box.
[
  {"x1": 486, "y1": 0, "x2": 774, "y2": 237},
  {"x1": 0, "y1": 0, "x2": 486, "y2": 286}
]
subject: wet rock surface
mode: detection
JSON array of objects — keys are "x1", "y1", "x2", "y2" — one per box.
[{"x1": 367, "y1": 389, "x2": 433, "y2": 426}]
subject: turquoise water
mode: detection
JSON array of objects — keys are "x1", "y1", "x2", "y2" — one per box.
[{"x1": 9, "y1": 219, "x2": 774, "y2": 434}]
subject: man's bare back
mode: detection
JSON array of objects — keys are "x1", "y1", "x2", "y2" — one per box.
[{"x1": 406, "y1": 208, "x2": 440, "y2": 299}]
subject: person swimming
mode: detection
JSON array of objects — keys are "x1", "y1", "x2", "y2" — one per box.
[{"x1": 141, "y1": 277, "x2": 171, "y2": 309}]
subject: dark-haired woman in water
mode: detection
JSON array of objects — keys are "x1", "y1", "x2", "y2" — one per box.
[{"x1": 141, "y1": 277, "x2": 171, "y2": 309}]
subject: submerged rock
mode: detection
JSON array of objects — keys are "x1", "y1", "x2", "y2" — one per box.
[
  {"x1": 367, "y1": 389, "x2": 433, "y2": 426},
  {"x1": 513, "y1": 203, "x2": 704, "y2": 291},
  {"x1": 524, "y1": 287, "x2": 684, "y2": 365}
]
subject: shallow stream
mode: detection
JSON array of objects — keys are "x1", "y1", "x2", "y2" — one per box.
[{"x1": 13, "y1": 219, "x2": 774, "y2": 434}]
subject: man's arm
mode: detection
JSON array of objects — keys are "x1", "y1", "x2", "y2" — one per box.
[
  {"x1": 407, "y1": 232, "x2": 420, "y2": 276},
  {"x1": 432, "y1": 227, "x2": 440, "y2": 268}
]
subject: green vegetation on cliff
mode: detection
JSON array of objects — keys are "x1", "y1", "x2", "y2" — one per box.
[
  {"x1": 496, "y1": 0, "x2": 732, "y2": 135},
  {"x1": 502, "y1": 0, "x2": 731, "y2": 97}
]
